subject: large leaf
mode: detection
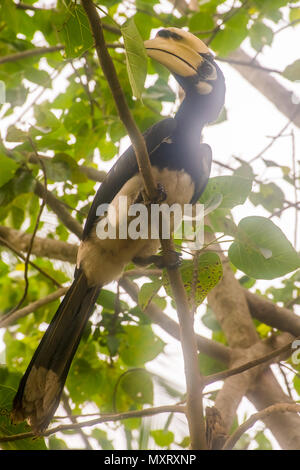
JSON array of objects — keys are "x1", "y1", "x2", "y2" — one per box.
[
  {"x1": 121, "y1": 17, "x2": 148, "y2": 99},
  {"x1": 229, "y1": 216, "x2": 300, "y2": 279},
  {"x1": 118, "y1": 325, "x2": 165, "y2": 366},
  {"x1": 282, "y1": 59, "x2": 300, "y2": 81}
]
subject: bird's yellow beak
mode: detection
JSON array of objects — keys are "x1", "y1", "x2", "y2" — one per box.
[{"x1": 144, "y1": 27, "x2": 212, "y2": 78}]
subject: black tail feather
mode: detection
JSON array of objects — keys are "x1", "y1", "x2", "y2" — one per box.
[{"x1": 11, "y1": 271, "x2": 101, "y2": 433}]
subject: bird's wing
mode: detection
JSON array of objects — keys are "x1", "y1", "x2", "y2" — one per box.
[{"x1": 82, "y1": 117, "x2": 177, "y2": 240}]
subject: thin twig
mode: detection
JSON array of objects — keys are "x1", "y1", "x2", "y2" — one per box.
[
  {"x1": 0, "y1": 288, "x2": 68, "y2": 329},
  {"x1": 203, "y1": 336, "x2": 299, "y2": 386},
  {"x1": 34, "y1": 181, "x2": 83, "y2": 238},
  {"x1": 216, "y1": 56, "x2": 282, "y2": 75},
  {"x1": 8, "y1": 144, "x2": 48, "y2": 313},
  {"x1": 0, "y1": 236, "x2": 62, "y2": 288}
]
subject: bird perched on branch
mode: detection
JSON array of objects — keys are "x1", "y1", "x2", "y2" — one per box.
[{"x1": 12, "y1": 27, "x2": 225, "y2": 432}]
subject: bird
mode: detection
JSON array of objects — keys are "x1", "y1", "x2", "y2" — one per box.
[{"x1": 11, "y1": 27, "x2": 226, "y2": 433}]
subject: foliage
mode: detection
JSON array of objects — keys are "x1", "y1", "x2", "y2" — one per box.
[{"x1": 0, "y1": 0, "x2": 299, "y2": 451}]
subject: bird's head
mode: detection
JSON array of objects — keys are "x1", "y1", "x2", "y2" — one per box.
[{"x1": 144, "y1": 28, "x2": 225, "y2": 123}]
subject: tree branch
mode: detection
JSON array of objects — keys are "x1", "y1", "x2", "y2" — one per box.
[
  {"x1": 0, "y1": 405, "x2": 186, "y2": 443},
  {"x1": 245, "y1": 289, "x2": 300, "y2": 336},
  {"x1": 34, "y1": 181, "x2": 83, "y2": 238},
  {"x1": 0, "y1": 46, "x2": 64, "y2": 65},
  {"x1": 0, "y1": 225, "x2": 78, "y2": 263},
  {"x1": 0, "y1": 287, "x2": 68, "y2": 328},
  {"x1": 223, "y1": 403, "x2": 300, "y2": 450}
]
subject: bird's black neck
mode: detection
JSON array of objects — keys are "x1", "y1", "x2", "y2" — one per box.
[{"x1": 173, "y1": 92, "x2": 208, "y2": 148}]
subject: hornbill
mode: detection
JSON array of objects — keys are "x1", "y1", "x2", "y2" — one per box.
[{"x1": 11, "y1": 27, "x2": 225, "y2": 432}]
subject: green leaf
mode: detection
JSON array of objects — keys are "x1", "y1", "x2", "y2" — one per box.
[
  {"x1": 99, "y1": 140, "x2": 117, "y2": 161},
  {"x1": 163, "y1": 252, "x2": 223, "y2": 308},
  {"x1": 249, "y1": 22, "x2": 273, "y2": 51},
  {"x1": 198, "y1": 352, "x2": 226, "y2": 376},
  {"x1": 121, "y1": 17, "x2": 148, "y2": 99},
  {"x1": 202, "y1": 306, "x2": 221, "y2": 332},
  {"x1": 282, "y1": 59, "x2": 300, "y2": 81},
  {"x1": 138, "y1": 278, "x2": 162, "y2": 310},
  {"x1": 0, "y1": 155, "x2": 19, "y2": 187},
  {"x1": 120, "y1": 369, "x2": 153, "y2": 405},
  {"x1": 229, "y1": 216, "x2": 300, "y2": 279},
  {"x1": 188, "y1": 12, "x2": 215, "y2": 33},
  {"x1": 290, "y1": 8, "x2": 300, "y2": 22},
  {"x1": 59, "y1": 4, "x2": 93, "y2": 58},
  {"x1": 91, "y1": 429, "x2": 114, "y2": 450},
  {"x1": 6, "y1": 126, "x2": 27, "y2": 142},
  {"x1": 254, "y1": 431, "x2": 273, "y2": 450},
  {"x1": 118, "y1": 325, "x2": 164, "y2": 366},
  {"x1": 210, "y1": 9, "x2": 249, "y2": 56},
  {"x1": 200, "y1": 175, "x2": 253, "y2": 209},
  {"x1": 151, "y1": 429, "x2": 174, "y2": 447}
]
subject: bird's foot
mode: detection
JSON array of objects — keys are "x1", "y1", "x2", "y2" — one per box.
[{"x1": 134, "y1": 183, "x2": 167, "y2": 206}]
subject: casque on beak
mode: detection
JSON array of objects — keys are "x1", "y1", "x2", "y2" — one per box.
[{"x1": 144, "y1": 27, "x2": 212, "y2": 78}]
